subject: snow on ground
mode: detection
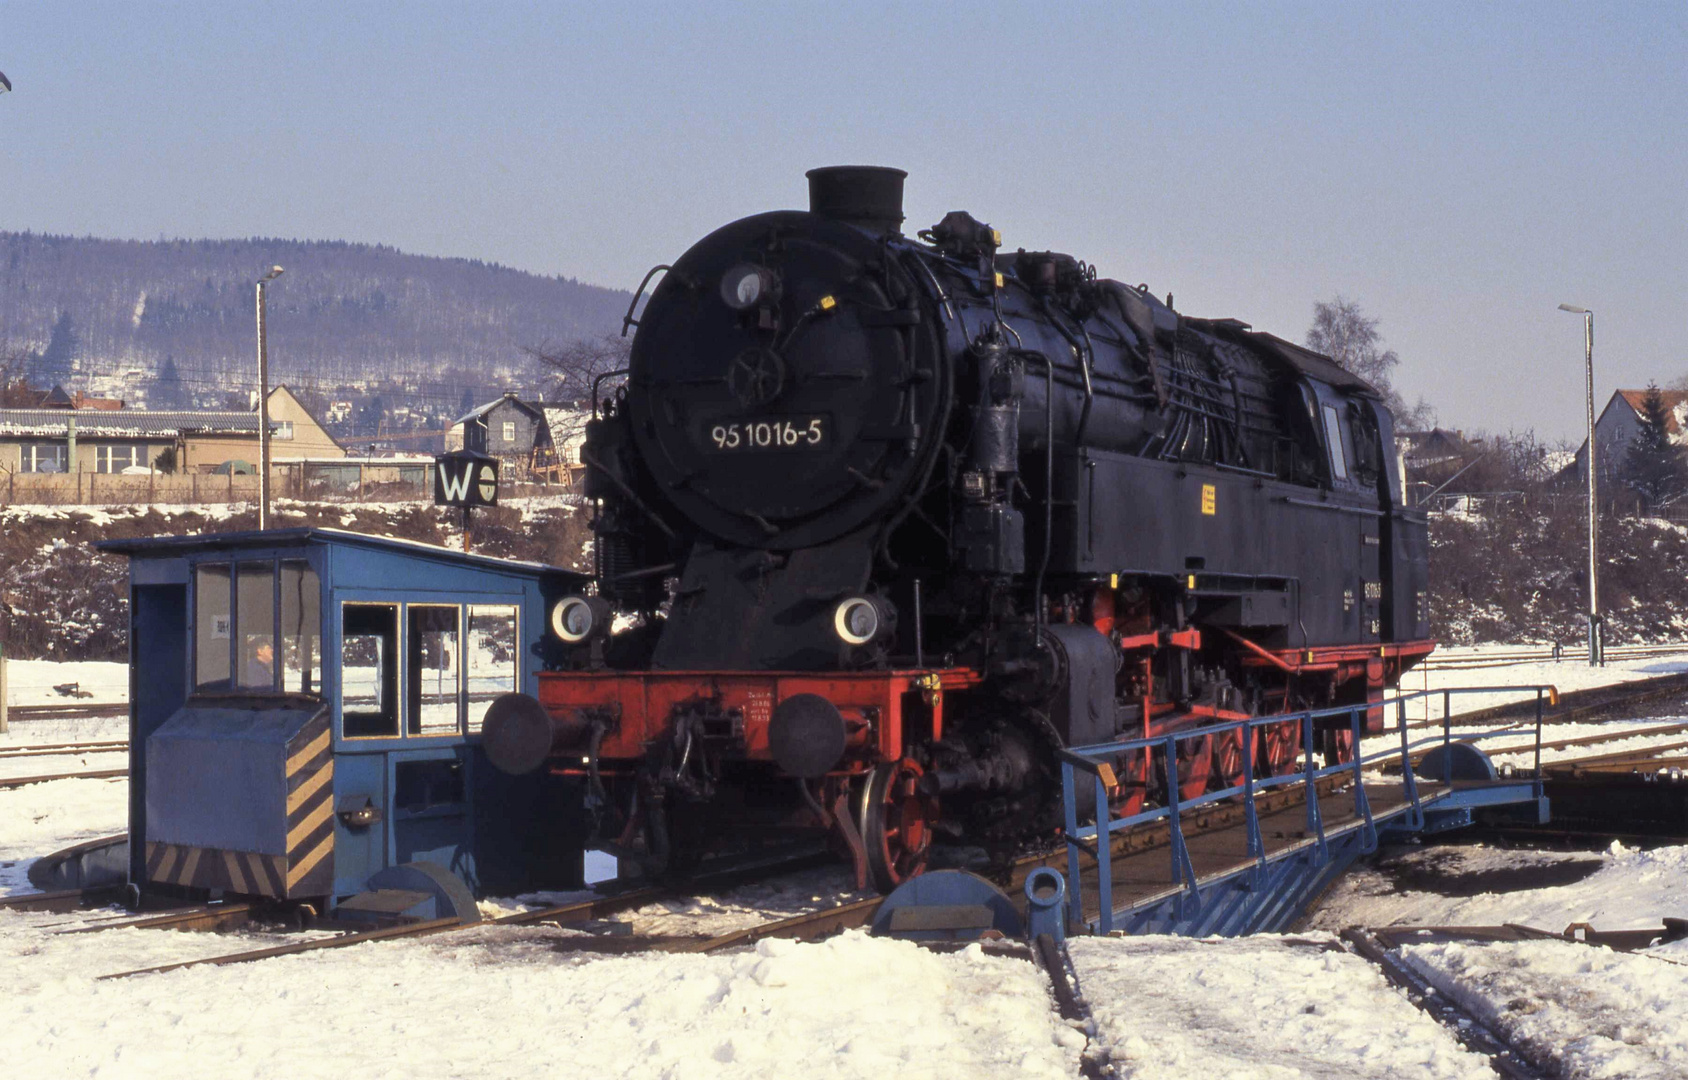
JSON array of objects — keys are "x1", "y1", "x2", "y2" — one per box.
[
  {"x1": 478, "y1": 865, "x2": 872, "y2": 938},
  {"x1": 0, "y1": 773, "x2": 1079, "y2": 1079},
  {"x1": 1309, "y1": 841, "x2": 1688, "y2": 1079},
  {"x1": 614, "y1": 868, "x2": 869, "y2": 937},
  {"x1": 4, "y1": 659, "x2": 128, "y2": 707},
  {"x1": 0, "y1": 777, "x2": 128, "y2": 894},
  {"x1": 1068, "y1": 934, "x2": 1492, "y2": 1079},
  {"x1": 1401, "y1": 939, "x2": 1688, "y2": 1080},
  {"x1": 0, "y1": 904, "x2": 1081, "y2": 1079},
  {"x1": 1402, "y1": 644, "x2": 1688, "y2": 723},
  {"x1": 1358, "y1": 714, "x2": 1688, "y2": 769},
  {"x1": 1310, "y1": 840, "x2": 1688, "y2": 932},
  {"x1": 0, "y1": 745, "x2": 126, "y2": 783}
]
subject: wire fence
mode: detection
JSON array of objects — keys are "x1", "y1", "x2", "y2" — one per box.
[{"x1": 0, "y1": 465, "x2": 578, "y2": 507}]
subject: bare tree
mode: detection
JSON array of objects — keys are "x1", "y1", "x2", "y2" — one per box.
[
  {"x1": 1305, "y1": 295, "x2": 1432, "y2": 428},
  {"x1": 0, "y1": 348, "x2": 41, "y2": 407},
  {"x1": 523, "y1": 335, "x2": 632, "y2": 481},
  {"x1": 524, "y1": 334, "x2": 631, "y2": 406}
]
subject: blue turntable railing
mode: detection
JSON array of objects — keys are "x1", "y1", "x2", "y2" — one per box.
[{"x1": 1059, "y1": 686, "x2": 1553, "y2": 934}]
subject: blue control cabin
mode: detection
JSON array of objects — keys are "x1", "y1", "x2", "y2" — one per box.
[{"x1": 100, "y1": 528, "x2": 591, "y2": 911}]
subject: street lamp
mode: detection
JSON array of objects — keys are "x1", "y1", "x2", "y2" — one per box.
[
  {"x1": 1559, "y1": 302, "x2": 1601, "y2": 666},
  {"x1": 256, "y1": 266, "x2": 284, "y2": 529}
]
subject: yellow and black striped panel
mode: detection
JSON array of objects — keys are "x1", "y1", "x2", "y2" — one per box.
[
  {"x1": 144, "y1": 707, "x2": 336, "y2": 900},
  {"x1": 145, "y1": 840, "x2": 288, "y2": 896},
  {"x1": 281, "y1": 708, "x2": 334, "y2": 898}
]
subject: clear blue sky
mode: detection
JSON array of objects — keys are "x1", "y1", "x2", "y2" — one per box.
[{"x1": 2, "y1": 1, "x2": 1683, "y2": 441}]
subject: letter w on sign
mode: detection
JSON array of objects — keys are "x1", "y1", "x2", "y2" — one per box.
[{"x1": 434, "y1": 450, "x2": 498, "y2": 508}]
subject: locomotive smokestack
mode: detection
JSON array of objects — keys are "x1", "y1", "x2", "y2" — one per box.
[{"x1": 806, "y1": 166, "x2": 907, "y2": 234}]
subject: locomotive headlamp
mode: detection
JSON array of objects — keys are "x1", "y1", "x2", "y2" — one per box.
[
  {"x1": 550, "y1": 596, "x2": 606, "y2": 644},
  {"x1": 833, "y1": 596, "x2": 885, "y2": 646},
  {"x1": 721, "y1": 263, "x2": 778, "y2": 311}
]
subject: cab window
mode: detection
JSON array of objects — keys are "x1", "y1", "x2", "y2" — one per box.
[
  {"x1": 1321, "y1": 404, "x2": 1349, "y2": 482},
  {"x1": 235, "y1": 561, "x2": 276, "y2": 690},
  {"x1": 466, "y1": 605, "x2": 519, "y2": 734},
  {"x1": 194, "y1": 563, "x2": 232, "y2": 690},
  {"x1": 408, "y1": 605, "x2": 461, "y2": 736},
  {"x1": 281, "y1": 561, "x2": 321, "y2": 695},
  {"x1": 342, "y1": 603, "x2": 399, "y2": 738}
]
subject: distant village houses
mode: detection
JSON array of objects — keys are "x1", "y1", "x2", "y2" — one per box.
[
  {"x1": 0, "y1": 384, "x2": 343, "y2": 477},
  {"x1": 446, "y1": 391, "x2": 589, "y2": 486},
  {"x1": 1568, "y1": 388, "x2": 1688, "y2": 487}
]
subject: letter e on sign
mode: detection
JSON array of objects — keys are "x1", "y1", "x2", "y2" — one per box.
[{"x1": 1201, "y1": 483, "x2": 1216, "y2": 516}]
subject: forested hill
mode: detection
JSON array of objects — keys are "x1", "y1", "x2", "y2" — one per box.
[{"x1": 0, "y1": 232, "x2": 630, "y2": 399}]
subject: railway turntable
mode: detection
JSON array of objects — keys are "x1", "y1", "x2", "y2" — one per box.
[
  {"x1": 1048, "y1": 688, "x2": 1555, "y2": 937},
  {"x1": 99, "y1": 528, "x2": 592, "y2": 918}
]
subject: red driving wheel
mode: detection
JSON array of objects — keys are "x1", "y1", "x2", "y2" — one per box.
[
  {"x1": 1210, "y1": 727, "x2": 1247, "y2": 791},
  {"x1": 858, "y1": 758, "x2": 936, "y2": 894},
  {"x1": 1112, "y1": 748, "x2": 1150, "y2": 818},
  {"x1": 1321, "y1": 725, "x2": 1356, "y2": 766},
  {"x1": 1176, "y1": 733, "x2": 1213, "y2": 802},
  {"x1": 1257, "y1": 719, "x2": 1303, "y2": 776}
]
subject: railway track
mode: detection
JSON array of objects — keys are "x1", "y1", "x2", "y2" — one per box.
[
  {"x1": 0, "y1": 739, "x2": 127, "y2": 759},
  {"x1": 1341, "y1": 927, "x2": 1550, "y2": 1079},
  {"x1": 1400, "y1": 670, "x2": 1688, "y2": 734},
  {"x1": 89, "y1": 790, "x2": 1313, "y2": 979},
  {"x1": 1420, "y1": 642, "x2": 1688, "y2": 672},
  {"x1": 0, "y1": 767, "x2": 128, "y2": 789},
  {"x1": 3, "y1": 702, "x2": 128, "y2": 723},
  {"x1": 0, "y1": 885, "x2": 124, "y2": 913}
]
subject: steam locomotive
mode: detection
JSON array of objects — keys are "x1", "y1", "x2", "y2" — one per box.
[{"x1": 484, "y1": 167, "x2": 1434, "y2": 893}]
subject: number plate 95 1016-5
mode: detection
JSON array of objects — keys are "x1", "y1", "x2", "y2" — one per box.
[{"x1": 707, "y1": 415, "x2": 829, "y2": 452}]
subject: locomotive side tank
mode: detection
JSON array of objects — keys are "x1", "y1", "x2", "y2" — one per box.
[{"x1": 492, "y1": 167, "x2": 1433, "y2": 892}]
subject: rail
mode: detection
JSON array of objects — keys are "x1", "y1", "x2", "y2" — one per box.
[
  {"x1": 1421, "y1": 641, "x2": 1688, "y2": 671},
  {"x1": 1059, "y1": 685, "x2": 1554, "y2": 933}
]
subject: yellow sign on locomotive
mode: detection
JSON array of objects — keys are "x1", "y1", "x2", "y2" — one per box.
[{"x1": 1201, "y1": 483, "x2": 1217, "y2": 516}]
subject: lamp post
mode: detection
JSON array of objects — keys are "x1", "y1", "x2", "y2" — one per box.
[
  {"x1": 256, "y1": 266, "x2": 284, "y2": 529},
  {"x1": 1559, "y1": 302, "x2": 1601, "y2": 666}
]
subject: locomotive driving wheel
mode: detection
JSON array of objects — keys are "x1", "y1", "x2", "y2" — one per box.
[
  {"x1": 1318, "y1": 725, "x2": 1356, "y2": 766},
  {"x1": 1175, "y1": 733, "x2": 1213, "y2": 803},
  {"x1": 858, "y1": 758, "x2": 936, "y2": 894},
  {"x1": 1257, "y1": 719, "x2": 1303, "y2": 776},
  {"x1": 1210, "y1": 727, "x2": 1247, "y2": 792},
  {"x1": 1111, "y1": 747, "x2": 1150, "y2": 818}
]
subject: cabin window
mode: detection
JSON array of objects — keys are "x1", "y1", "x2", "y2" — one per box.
[
  {"x1": 95, "y1": 445, "x2": 142, "y2": 473},
  {"x1": 501, "y1": 421, "x2": 516, "y2": 443},
  {"x1": 1321, "y1": 404, "x2": 1349, "y2": 482},
  {"x1": 466, "y1": 605, "x2": 519, "y2": 734},
  {"x1": 342, "y1": 604, "x2": 399, "y2": 738},
  {"x1": 22, "y1": 442, "x2": 67, "y2": 473},
  {"x1": 408, "y1": 605, "x2": 461, "y2": 736},
  {"x1": 235, "y1": 561, "x2": 277, "y2": 690},
  {"x1": 281, "y1": 561, "x2": 321, "y2": 695},
  {"x1": 194, "y1": 563, "x2": 232, "y2": 689}
]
